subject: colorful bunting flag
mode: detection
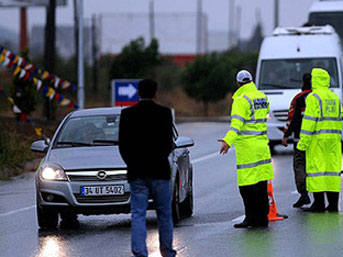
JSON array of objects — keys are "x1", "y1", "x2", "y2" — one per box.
[
  {"x1": 13, "y1": 66, "x2": 21, "y2": 76},
  {"x1": 0, "y1": 47, "x2": 78, "y2": 111},
  {"x1": 13, "y1": 105, "x2": 22, "y2": 113},
  {"x1": 47, "y1": 87, "x2": 56, "y2": 100}
]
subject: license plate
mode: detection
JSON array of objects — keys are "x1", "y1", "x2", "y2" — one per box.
[{"x1": 80, "y1": 185, "x2": 124, "y2": 196}]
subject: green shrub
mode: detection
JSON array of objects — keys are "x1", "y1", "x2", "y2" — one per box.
[{"x1": 0, "y1": 125, "x2": 34, "y2": 179}]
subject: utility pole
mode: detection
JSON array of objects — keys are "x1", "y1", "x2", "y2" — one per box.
[
  {"x1": 196, "y1": 0, "x2": 202, "y2": 54},
  {"x1": 91, "y1": 14, "x2": 98, "y2": 93},
  {"x1": 228, "y1": 0, "x2": 235, "y2": 48},
  {"x1": 73, "y1": 0, "x2": 78, "y2": 85},
  {"x1": 236, "y1": 5, "x2": 242, "y2": 47},
  {"x1": 19, "y1": 7, "x2": 28, "y2": 52},
  {"x1": 149, "y1": 0, "x2": 155, "y2": 41},
  {"x1": 274, "y1": 0, "x2": 279, "y2": 28},
  {"x1": 44, "y1": 0, "x2": 56, "y2": 121},
  {"x1": 77, "y1": 0, "x2": 85, "y2": 109}
]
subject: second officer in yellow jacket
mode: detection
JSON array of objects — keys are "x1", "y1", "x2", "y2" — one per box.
[
  {"x1": 219, "y1": 70, "x2": 274, "y2": 228},
  {"x1": 297, "y1": 68, "x2": 342, "y2": 212}
]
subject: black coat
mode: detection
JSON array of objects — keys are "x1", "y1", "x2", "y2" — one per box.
[{"x1": 119, "y1": 100, "x2": 174, "y2": 182}]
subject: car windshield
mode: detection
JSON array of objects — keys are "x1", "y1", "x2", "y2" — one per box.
[
  {"x1": 258, "y1": 58, "x2": 339, "y2": 90},
  {"x1": 55, "y1": 114, "x2": 120, "y2": 147}
]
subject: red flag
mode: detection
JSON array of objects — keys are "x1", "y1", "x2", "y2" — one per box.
[
  {"x1": 23, "y1": 72, "x2": 30, "y2": 81},
  {"x1": 54, "y1": 93, "x2": 60, "y2": 100},
  {"x1": 19, "y1": 113, "x2": 28, "y2": 121},
  {"x1": 67, "y1": 101, "x2": 74, "y2": 109}
]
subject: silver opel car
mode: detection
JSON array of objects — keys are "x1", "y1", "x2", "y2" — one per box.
[{"x1": 31, "y1": 107, "x2": 194, "y2": 229}]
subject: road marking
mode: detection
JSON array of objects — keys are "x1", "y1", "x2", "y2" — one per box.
[
  {"x1": 192, "y1": 152, "x2": 219, "y2": 164},
  {"x1": 0, "y1": 205, "x2": 35, "y2": 218},
  {"x1": 231, "y1": 215, "x2": 245, "y2": 224},
  {"x1": 291, "y1": 190, "x2": 298, "y2": 195}
]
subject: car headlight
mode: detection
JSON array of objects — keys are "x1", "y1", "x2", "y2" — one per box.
[{"x1": 40, "y1": 165, "x2": 67, "y2": 181}]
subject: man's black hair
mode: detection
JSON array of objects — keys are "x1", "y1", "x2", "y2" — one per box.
[
  {"x1": 302, "y1": 73, "x2": 311, "y2": 91},
  {"x1": 138, "y1": 78, "x2": 158, "y2": 99}
]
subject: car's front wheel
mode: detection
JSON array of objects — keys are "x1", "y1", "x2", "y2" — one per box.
[
  {"x1": 60, "y1": 209, "x2": 79, "y2": 229},
  {"x1": 37, "y1": 205, "x2": 58, "y2": 229}
]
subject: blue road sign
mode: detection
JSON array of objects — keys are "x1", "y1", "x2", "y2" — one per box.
[{"x1": 111, "y1": 80, "x2": 140, "y2": 106}]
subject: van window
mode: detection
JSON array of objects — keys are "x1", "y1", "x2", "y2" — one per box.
[
  {"x1": 259, "y1": 58, "x2": 339, "y2": 90},
  {"x1": 309, "y1": 12, "x2": 343, "y2": 40}
]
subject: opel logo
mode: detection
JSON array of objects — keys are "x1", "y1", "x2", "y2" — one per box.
[{"x1": 97, "y1": 170, "x2": 107, "y2": 180}]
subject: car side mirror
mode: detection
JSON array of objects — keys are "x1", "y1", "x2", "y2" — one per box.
[
  {"x1": 31, "y1": 140, "x2": 49, "y2": 153},
  {"x1": 174, "y1": 136, "x2": 195, "y2": 149}
]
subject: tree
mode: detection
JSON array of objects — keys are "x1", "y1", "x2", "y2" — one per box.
[
  {"x1": 180, "y1": 52, "x2": 235, "y2": 116},
  {"x1": 222, "y1": 49, "x2": 259, "y2": 78},
  {"x1": 109, "y1": 37, "x2": 162, "y2": 80}
]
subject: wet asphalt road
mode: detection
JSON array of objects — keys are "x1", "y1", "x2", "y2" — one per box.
[{"x1": 1, "y1": 122, "x2": 343, "y2": 257}]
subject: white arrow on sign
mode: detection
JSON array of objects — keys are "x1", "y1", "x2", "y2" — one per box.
[{"x1": 118, "y1": 84, "x2": 137, "y2": 99}]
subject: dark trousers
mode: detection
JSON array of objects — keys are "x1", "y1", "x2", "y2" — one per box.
[
  {"x1": 293, "y1": 144, "x2": 307, "y2": 194},
  {"x1": 313, "y1": 192, "x2": 339, "y2": 210},
  {"x1": 239, "y1": 180, "x2": 269, "y2": 226}
]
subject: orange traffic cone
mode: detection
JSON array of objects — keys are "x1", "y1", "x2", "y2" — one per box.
[{"x1": 267, "y1": 180, "x2": 288, "y2": 221}]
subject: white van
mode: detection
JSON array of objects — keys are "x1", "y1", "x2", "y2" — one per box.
[
  {"x1": 255, "y1": 25, "x2": 343, "y2": 150},
  {"x1": 308, "y1": 0, "x2": 343, "y2": 40}
]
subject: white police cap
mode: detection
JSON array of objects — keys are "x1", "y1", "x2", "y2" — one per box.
[{"x1": 236, "y1": 70, "x2": 253, "y2": 83}]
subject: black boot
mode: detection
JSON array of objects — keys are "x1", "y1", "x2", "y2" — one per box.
[
  {"x1": 302, "y1": 203, "x2": 325, "y2": 213},
  {"x1": 293, "y1": 193, "x2": 311, "y2": 208},
  {"x1": 234, "y1": 219, "x2": 252, "y2": 229}
]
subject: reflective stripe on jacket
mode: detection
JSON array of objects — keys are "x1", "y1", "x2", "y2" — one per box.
[
  {"x1": 297, "y1": 68, "x2": 342, "y2": 192},
  {"x1": 223, "y1": 81, "x2": 274, "y2": 186}
]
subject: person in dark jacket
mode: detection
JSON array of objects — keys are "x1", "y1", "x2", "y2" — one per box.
[
  {"x1": 119, "y1": 78, "x2": 176, "y2": 257},
  {"x1": 282, "y1": 73, "x2": 312, "y2": 208}
]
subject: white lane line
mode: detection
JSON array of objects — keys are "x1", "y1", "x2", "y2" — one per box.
[
  {"x1": 0, "y1": 205, "x2": 35, "y2": 218},
  {"x1": 230, "y1": 215, "x2": 245, "y2": 224},
  {"x1": 192, "y1": 152, "x2": 219, "y2": 164},
  {"x1": 291, "y1": 190, "x2": 298, "y2": 195}
]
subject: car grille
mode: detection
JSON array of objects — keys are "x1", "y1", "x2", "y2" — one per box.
[
  {"x1": 74, "y1": 193, "x2": 130, "y2": 203},
  {"x1": 272, "y1": 110, "x2": 288, "y2": 122},
  {"x1": 66, "y1": 170, "x2": 127, "y2": 182}
]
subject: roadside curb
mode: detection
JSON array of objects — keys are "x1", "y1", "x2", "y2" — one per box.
[{"x1": 176, "y1": 116, "x2": 230, "y2": 124}]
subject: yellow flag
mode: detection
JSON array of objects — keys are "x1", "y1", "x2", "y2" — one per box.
[
  {"x1": 42, "y1": 71, "x2": 50, "y2": 79},
  {"x1": 13, "y1": 66, "x2": 21, "y2": 76},
  {"x1": 35, "y1": 128, "x2": 43, "y2": 137},
  {"x1": 8, "y1": 97, "x2": 14, "y2": 105},
  {"x1": 13, "y1": 56, "x2": 19, "y2": 64},
  {"x1": 47, "y1": 87, "x2": 55, "y2": 100},
  {"x1": 0, "y1": 54, "x2": 5, "y2": 63}
]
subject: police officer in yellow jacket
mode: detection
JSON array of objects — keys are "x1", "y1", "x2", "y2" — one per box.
[
  {"x1": 219, "y1": 70, "x2": 274, "y2": 228},
  {"x1": 297, "y1": 68, "x2": 342, "y2": 212}
]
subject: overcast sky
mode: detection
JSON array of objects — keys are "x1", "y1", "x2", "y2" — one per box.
[{"x1": 0, "y1": 0, "x2": 316, "y2": 40}]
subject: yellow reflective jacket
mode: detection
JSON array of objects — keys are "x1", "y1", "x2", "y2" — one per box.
[
  {"x1": 223, "y1": 82, "x2": 274, "y2": 186},
  {"x1": 297, "y1": 68, "x2": 342, "y2": 192}
]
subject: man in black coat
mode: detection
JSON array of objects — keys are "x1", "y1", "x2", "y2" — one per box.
[{"x1": 119, "y1": 78, "x2": 176, "y2": 257}]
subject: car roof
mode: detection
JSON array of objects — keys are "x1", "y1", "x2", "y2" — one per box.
[{"x1": 69, "y1": 107, "x2": 126, "y2": 118}]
